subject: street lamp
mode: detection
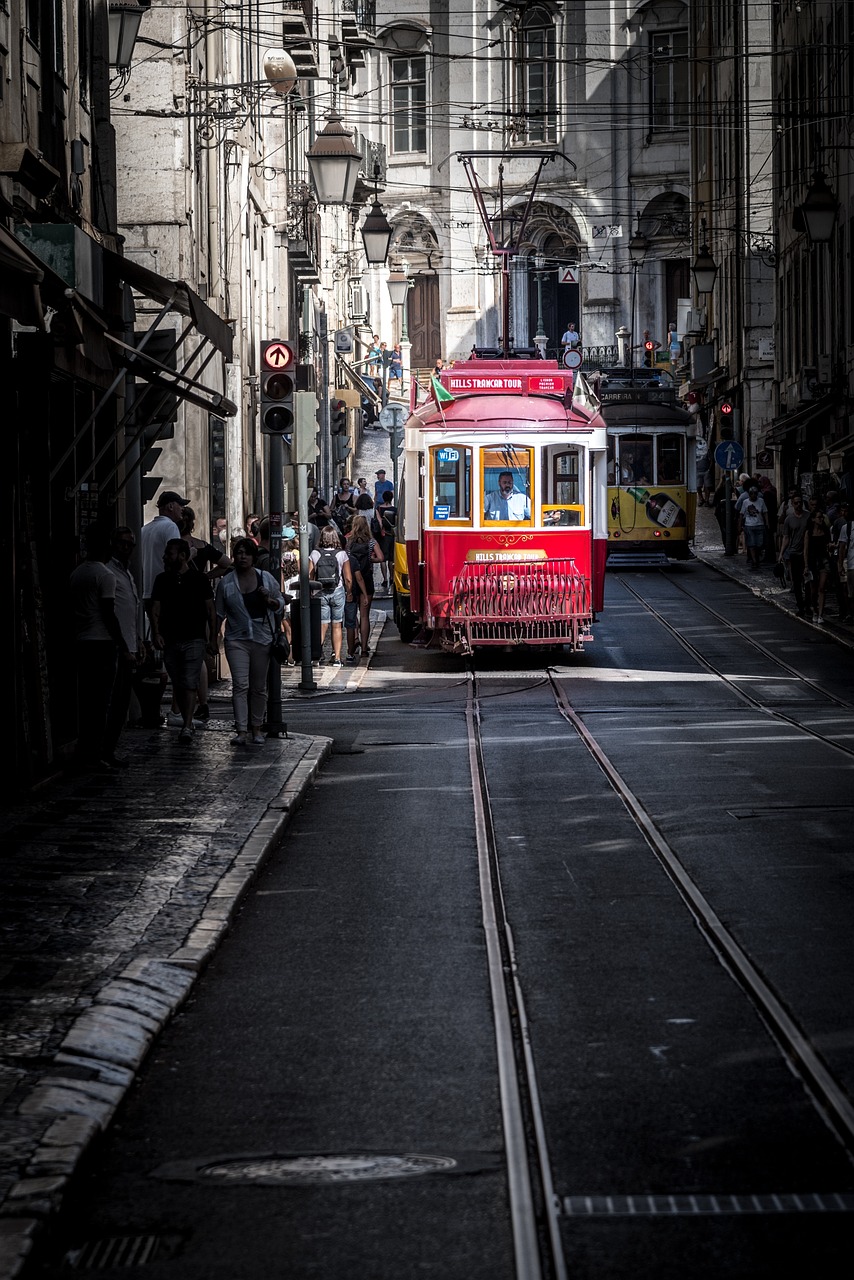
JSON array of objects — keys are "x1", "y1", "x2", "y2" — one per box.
[
  {"x1": 359, "y1": 167, "x2": 393, "y2": 266},
  {"x1": 627, "y1": 213, "x2": 648, "y2": 372},
  {"x1": 108, "y1": 0, "x2": 151, "y2": 69},
  {"x1": 800, "y1": 171, "x2": 839, "y2": 244},
  {"x1": 306, "y1": 112, "x2": 362, "y2": 206},
  {"x1": 532, "y1": 254, "x2": 548, "y2": 357},
  {"x1": 691, "y1": 240, "x2": 718, "y2": 295}
]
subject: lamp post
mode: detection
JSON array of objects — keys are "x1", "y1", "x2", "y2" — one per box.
[
  {"x1": 306, "y1": 112, "x2": 362, "y2": 206},
  {"x1": 532, "y1": 254, "x2": 548, "y2": 358},
  {"x1": 107, "y1": 0, "x2": 151, "y2": 68},
  {"x1": 800, "y1": 171, "x2": 838, "y2": 245},
  {"x1": 360, "y1": 166, "x2": 393, "y2": 266},
  {"x1": 627, "y1": 214, "x2": 648, "y2": 373}
]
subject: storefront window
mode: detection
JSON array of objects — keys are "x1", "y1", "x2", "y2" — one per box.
[
  {"x1": 482, "y1": 446, "x2": 533, "y2": 523},
  {"x1": 430, "y1": 445, "x2": 471, "y2": 523}
]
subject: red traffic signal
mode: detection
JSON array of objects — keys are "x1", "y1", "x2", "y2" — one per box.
[
  {"x1": 720, "y1": 400, "x2": 733, "y2": 416},
  {"x1": 262, "y1": 340, "x2": 295, "y2": 372},
  {"x1": 644, "y1": 340, "x2": 654, "y2": 351}
]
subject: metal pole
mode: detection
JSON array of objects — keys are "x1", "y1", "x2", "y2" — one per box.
[
  {"x1": 265, "y1": 433, "x2": 285, "y2": 734},
  {"x1": 295, "y1": 462, "x2": 317, "y2": 691}
]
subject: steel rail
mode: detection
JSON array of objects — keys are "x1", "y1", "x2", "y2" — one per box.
[
  {"x1": 650, "y1": 569, "x2": 854, "y2": 710},
  {"x1": 465, "y1": 673, "x2": 567, "y2": 1280},
  {"x1": 618, "y1": 576, "x2": 854, "y2": 760},
  {"x1": 548, "y1": 672, "x2": 854, "y2": 1156}
]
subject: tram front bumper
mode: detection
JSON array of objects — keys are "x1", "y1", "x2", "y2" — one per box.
[{"x1": 443, "y1": 558, "x2": 594, "y2": 651}]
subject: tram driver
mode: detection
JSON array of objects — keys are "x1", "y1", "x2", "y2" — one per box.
[{"x1": 484, "y1": 471, "x2": 531, "y2": 521}]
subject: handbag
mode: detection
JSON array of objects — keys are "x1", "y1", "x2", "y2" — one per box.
[{"x1": 265, "y1": 607, "x2": 291, "y2": 664}]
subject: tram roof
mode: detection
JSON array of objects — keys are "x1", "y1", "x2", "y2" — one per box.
[{"x1": 412, "y1": 392, "x2": 599, "y2": 433}]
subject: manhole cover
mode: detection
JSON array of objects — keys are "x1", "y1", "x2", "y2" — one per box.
[{"x1": 153, "y1": 1150, "x2": 499, "y2": 1187}]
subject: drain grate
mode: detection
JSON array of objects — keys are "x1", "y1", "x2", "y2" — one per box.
[
  {"x1": 64, "y1": 1236, "x2": 161, "y2": 1270},
  {"x1": 562, "y1": 1192, "x2": 854, "y2": 1218}
]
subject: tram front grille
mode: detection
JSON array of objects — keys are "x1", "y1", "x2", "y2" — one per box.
[{"x1": 448, "y1": 558, "x2": 592, "y2": 647}]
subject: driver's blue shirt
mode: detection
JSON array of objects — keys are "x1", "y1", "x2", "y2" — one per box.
[{"x1": 484, "y1": 488, "x2": 530, "y2": 520}]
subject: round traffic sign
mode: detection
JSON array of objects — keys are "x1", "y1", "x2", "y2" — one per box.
[
  {"x1": 714, "y1": 440, "x2": 745, "y2": 471},
  {"x1": 262, "y1": 341, "x2": 294, "y2": 370},
  {"x1": 562, "y1": 348, "x2": 582, "y2": 370},
  {"x1": 379, "y1": 405, "x2": 404, "y2": 429}
]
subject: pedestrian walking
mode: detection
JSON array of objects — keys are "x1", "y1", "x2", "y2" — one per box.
[
  {"x1": 777, "y1": 493, "x2": 811, "y2": 616},
  {"x1": 69, "y1": 524, "x2": 136, "y2": 771},
  {"x1": 367, "y1": 334, "x2": 382, "y2": 377},
  {"x1": 803, "y1": 497, "x2": 832, "y2": 623},
  {"x1": 215, "y1": 537, "x2": 285, "y2": 747},
  {"x1": 346, "y1": 513, "x2": 384, "y2": 657},
  {"x1": 387, "y1": 343, "x2": 403, "y2": 390},
  {"x1": 835, "y1": 506, "x2": 854, "y2": 622},
  {"x1": 560, "y1": 322, "x2": 581, "y2": 351},
  {"x1": 149, "y1": 539, "x2": 217, "y2": 744},
  {"x1": 375, "y1": 489, "x2": 397, "y2": 595},
  {"x1": 308, "y1": 525, "x2": 352, "y2": 667},
  {"x1": 140, "y1": 490, "x2": 189, "y2": 609},
  {"x1": 373, "y1": 469, "x2": 393, "y2": 504},
  {"x1": 735, "y1": 485, "x2": 768, "y2": 571}
]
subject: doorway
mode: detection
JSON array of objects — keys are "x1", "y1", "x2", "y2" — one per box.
[{"x1": 408, "y1": 274, "x2": 441, "y2": 368}]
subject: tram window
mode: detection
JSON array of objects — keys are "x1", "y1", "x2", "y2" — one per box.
[
  {"x1": 656, "y1": 434, "x2": 684, "y2": 484},
  {"x1": 430, "y1": 445, "x2": 471, "y2": 522},
  {"x1": 618, "y1": 436, "x2": 652, "y2": 485},
  {"x1": 482, "y1": 446, "x2": 532, "y2": 523},
  {"x1": 542, "y1": 447, "x2": 583, "y2": 526}
]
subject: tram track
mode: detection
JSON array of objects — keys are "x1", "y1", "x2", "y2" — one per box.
[
  {"x1": 466, "y1": 649, "x2": 854, "y2": 1274},
  {"x1": 617, "y1": 574, "x2": 854, "y2": 759}
]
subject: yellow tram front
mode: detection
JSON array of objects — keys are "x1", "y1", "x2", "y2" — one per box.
[{"x1": 597, "y1": 368, "x2": 697, "y2": 565}]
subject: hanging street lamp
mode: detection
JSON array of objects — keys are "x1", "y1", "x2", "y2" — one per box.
[
  {"x1": 800, "y1": 171, "x2": 839, "y2": 244},
  {"x1": 360, "y1": 166, "x2": 393, "y2": 265},
  {"x1": 108, "y1": 0, "x2": 151, "y2": 69},
  {"x1": 691, "y1": 241, "x2": 718, "y2": 295},
  {"x1": 306, "y1": 112, "x2": 362, "y2": 206}
]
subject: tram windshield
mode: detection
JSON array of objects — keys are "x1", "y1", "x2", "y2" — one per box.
[
  {"x1": 609, "y1": 435, "x2": 684, "y2": 487},
  {"x1": 482, "y1": 446, "x2": 532, "y2": 523}
]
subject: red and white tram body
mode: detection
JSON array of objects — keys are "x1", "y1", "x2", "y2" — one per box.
[{"x1": 401, "y1": 358, "x2": 609, "y2": 653}]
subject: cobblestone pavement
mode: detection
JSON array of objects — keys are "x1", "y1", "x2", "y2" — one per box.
[{"x1": 691, "y1": 502, "x2": 854, "y2": 650}]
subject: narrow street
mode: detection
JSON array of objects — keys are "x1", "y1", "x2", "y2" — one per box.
[{"x1": 19, "y1": 551, "x2": 854, "y2": 1279}]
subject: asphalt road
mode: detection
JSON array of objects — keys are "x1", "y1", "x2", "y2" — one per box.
[{"x1": 28, "y1": 565, "x2": 854, "y2": 1278}]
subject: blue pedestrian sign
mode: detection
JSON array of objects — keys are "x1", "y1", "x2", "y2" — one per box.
[{"x1": 714, "y1": 440, "x2": 744, "y2": 471}]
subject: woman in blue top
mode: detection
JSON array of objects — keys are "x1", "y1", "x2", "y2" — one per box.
[{"x1": 215, "y1": 538, "x2": 284, "y2": 747}]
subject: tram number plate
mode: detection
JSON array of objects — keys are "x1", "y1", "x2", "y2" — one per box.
[
  {"x1": 433, "y1": 505, "x2": 452, "y2": 520},
  {"x1": 466, "y1": 549, "x2": 547, "y2": 563}
]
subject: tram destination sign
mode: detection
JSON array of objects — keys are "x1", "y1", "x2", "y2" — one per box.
[{"x1": 447, "y1": 374, "x2": 567, "y2": 395}]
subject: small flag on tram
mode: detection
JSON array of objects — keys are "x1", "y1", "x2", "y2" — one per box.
[{"x1": 431, "y1": 375, "x2": 454, "y2": 405}]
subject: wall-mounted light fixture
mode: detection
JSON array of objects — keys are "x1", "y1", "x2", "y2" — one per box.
[
  {"x1": 108, "y1": 0, "x2": 151, "y2": 69},
  {"x1": 691, "y1": 223, "x2": 718, "y2": 295}
]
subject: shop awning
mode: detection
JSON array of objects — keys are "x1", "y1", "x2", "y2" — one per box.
[
  {"x1": 0, "y1": 223, "x2": 44, "y2": 328},
  {"x1": 335, "y1": 355, "x2": 382, "y2": 406},
  {"x1": 764, "y1": 393, "x2": 835, "y2": 446},
  {"x1": 105, "y1": 333, "x2": 238, "y2": 416},
  {"x1": 103, "y1": 249, "x2": 234, "y2": 360}
]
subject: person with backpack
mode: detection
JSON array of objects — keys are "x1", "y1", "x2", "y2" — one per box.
[
  {"x1": 215, "y1": 538, "x2": 284, "y2": 747},
  {"x1": 308, "y1": 526, "x2": 352, "y2": 666},
  {"x1": 375, "y1": 489, "x2": 397, "y2": 596},
  {"x1": 346, "y1": 514, "x2": 384, "y2": 659}
]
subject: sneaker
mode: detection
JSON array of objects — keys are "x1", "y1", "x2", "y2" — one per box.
[
  {"x1": 178, "y1": 727, "x2": 193, "y2": 745},
  {"x1": 346, "y1": 654, "x2": 357, "y2": 664},
  {"x1": 249, "y1": 733, "x2": 265, "y2": 746},
  {"x1": 167, "y1": 712, "x2": 183, "y2": 727},
  {"x1": 230, "y1": 733, "x2": 247, "y2": 747},
  {"x1": 193, "y1": 704, "x2": 210, "y2": 721},
  {"x1": 815, "y1": 615, "x2": 825, "y2": 625},
  {"x1": 330, "y1": 658, "x2": 343, "y2": 667}
]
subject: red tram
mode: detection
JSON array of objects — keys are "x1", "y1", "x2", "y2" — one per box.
[{"x1": 395, "y1": 357, "x2": 609, "y2": 653}]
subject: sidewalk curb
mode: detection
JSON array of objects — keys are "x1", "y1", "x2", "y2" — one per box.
[
  {"x1": 0, "y1": 735, "x2": 332, "y2": 1280},
  {"x1": 694, "y1": 548, "x2": 854, "y2": 652}
]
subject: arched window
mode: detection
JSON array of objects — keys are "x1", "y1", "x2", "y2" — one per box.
[{"x1": 516, "y1": 6, "x2": 556, "y2": 143}]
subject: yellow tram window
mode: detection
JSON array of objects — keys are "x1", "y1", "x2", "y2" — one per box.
[
  {"x1": 617, "y1": 436, "x2": 652, "y2": 486},
  {"x1": 430, "y1": 445, "x2": 471, "y2": 523},
  {"x1": 656, "y1": 434, "x2": 684, "y2": 484},
  {"x1": 540, "y1": 447, "x2": 584, "y2": 526},
  {"x1": 481, "y1": 446, "x2": 533, "y2": 525}
]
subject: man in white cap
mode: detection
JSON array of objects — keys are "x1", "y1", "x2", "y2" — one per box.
[{"x1": 140, "y1": 489, "x2": 189, "y2": 611}]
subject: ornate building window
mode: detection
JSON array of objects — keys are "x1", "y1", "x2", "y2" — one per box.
[
  {"x1": 516, "y1": 5, "x2": 557, "y2": 144},
  {"x1": 649, "y1": 30, "x2": 689, "y2": 132},
  {"x1": 391, "y1": 56, "x2": 427, "y2": 154}
]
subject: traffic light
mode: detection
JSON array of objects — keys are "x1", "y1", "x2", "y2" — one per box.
[
  {"x1": 643, "y1": 339, "x2": 655, "y2": 368},
  {"x1": 260, "y1": 340, "x2": 296, "y2": 435},
  {"x1": 719, "y1": 399, "x2": 734, "y2": 438},
  {"x1": 330, "y1": 399, "x2": 347, "y2": 434}
]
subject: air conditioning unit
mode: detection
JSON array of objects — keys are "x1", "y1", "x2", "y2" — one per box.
[{"x1": 680, "y1": 307, "x2": 705, "y2": 335}]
